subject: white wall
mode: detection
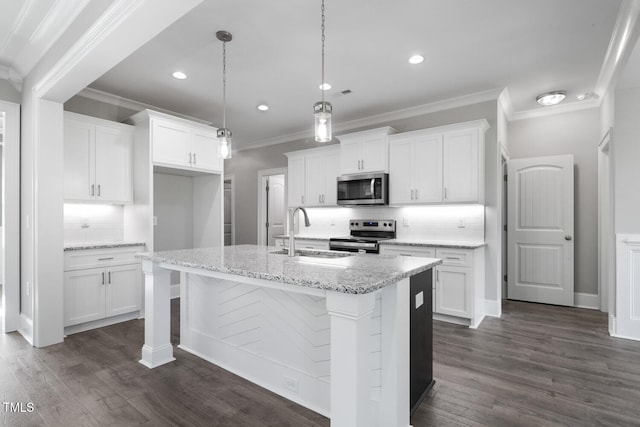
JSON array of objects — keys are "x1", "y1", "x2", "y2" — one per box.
[
  {"x1": 508, "y1": 108, "x2": 600, "y2": 295},
  {"x1": 614, "y1": 86, "x2": 640, "y2": 234},
  {"x1": 0, "y1": 80, "x2": 20, "y2": 104},
  {"x1": 153, "y1": 172, "x2": 194, "y2": 251}
]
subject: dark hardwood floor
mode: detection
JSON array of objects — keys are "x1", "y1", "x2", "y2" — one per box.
[{"x1": 1, "y1": 300, "x2": 639, "y2": 426}]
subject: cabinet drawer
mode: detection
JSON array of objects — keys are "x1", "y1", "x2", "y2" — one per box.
[
  {"x1": 380, "y1": 246, "x2": 436, "y2": 258},
  {"x1": 296, "y1": 239, "x2": 329, "y2": 250},
  {"x1": 435, "y1": 248, "x2": 473, "y2": 267},
  {"x1": 64, "y1": 246, "x2": 144, "y2": 270}
]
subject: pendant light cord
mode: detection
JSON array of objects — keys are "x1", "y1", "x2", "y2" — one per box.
[
  {"x1": 222, "y1": 40, "x2": 227, "y2": 129},
  {"x1": 321, "y1": 0, "x2": 325, "y2": 106}
]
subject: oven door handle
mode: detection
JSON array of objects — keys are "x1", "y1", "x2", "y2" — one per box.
[{"x1": 330, "y1": 241, "x2": 378, "y2": 249}]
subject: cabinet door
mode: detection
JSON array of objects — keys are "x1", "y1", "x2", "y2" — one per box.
[
  {"x1": 389, "y1": 138, "x2": 414, "y2": 204},
  {"x1": 288, "y1": 155, "x2": 306, "y2": 207},
  {"x1": 64, "y1": 119, "x2": 94, "y2": 201},
  {"x1": 64, "y1": 267, "x2": 106, "y2": 326},
  {"x1": 340, "y1": 139, "x2": 362, "y2": 175},
  {"x1": 152, "y1": 119, "x2": 190, "y2": 167},
  {"x1": 361, "y1": 135, "x2": 388, "y2": 173},
  {"x1": 435, "y1": 266, "x2": 472, "y2": 319},
  {"x1": 94, "y1": 125, "x2": 132, "y2": 203},
  {"x1": 192, "y1": 129, "x2": 222, "y2": 172},
  {"x1": 322, "y1": 150, "x2": 340, "y2": 206},
  {"x1": 413, "y1": 134, "x2": 443, "y2": 203},
  {"x1": 105, "y1": 263, "x2": 142, "y2": 317},
  {"x1": 305, "y1": 153, "x2": 325, "y2": 207},
  {"x1": 443, "y1": 129, "x2": 479, "y2": 203}
]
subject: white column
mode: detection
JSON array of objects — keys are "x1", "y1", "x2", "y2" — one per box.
[
  {"x1": 139, "y1": 260, "x2": 175, "y2": 368},
  {"x1": 326, "y1": 291, "x2": 376, "y2": 427},
  {"x1": 379, "y1": 278, "x2": 411, "y2": 427}
]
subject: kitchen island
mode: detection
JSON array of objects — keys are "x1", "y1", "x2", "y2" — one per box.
[{"x1": 137, "y1": 245, "x2": 441, "y2": 427}]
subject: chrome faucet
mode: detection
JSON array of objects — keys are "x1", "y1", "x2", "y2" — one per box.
[{"x1": 288, "y1": 207, "x2": 311, "y2": 256}]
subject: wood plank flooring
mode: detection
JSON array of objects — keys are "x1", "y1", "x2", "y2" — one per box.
[{"x1": 1, "y1": 300, "x2": 639, "y2": 426}]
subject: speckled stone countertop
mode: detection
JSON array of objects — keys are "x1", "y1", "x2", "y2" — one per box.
[
  {"x1": 138, "y1": 244, "x2": 441, "y2": 295},
  {"x1": 273, "y1": 234, "x2": 333, "y2": 241},
  {"x1": 380, "y1": 239, "x2": 487, "y2": 249},
  {"x1": 64, "y1": 242, "x2": 146, "y2": 251}
]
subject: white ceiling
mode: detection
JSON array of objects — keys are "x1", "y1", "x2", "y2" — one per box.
[{"x1": 0, "y1": 0, "x2": 630, "y2": 149}]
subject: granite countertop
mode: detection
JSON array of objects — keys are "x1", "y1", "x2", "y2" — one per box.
[
  {"x1": 138, "y1": 244, "x2": 441, "y2": 295},
  {"x1": 380, "y1": 239, "x2": 487, "y2": 249},
  {"x1": 64, "y1": 241, "x2": 146, "y2": 251}
]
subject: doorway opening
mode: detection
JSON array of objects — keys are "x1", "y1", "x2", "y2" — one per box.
[
  {"x1": 257, "y1": 168, "x2": 287, "y2": 246},
  {"x1": 224, "y1": 176, "x2": 235, "y2": 246}
]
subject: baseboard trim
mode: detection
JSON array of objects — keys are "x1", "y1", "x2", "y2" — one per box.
[
  {"x1": 64, "y1": 311, "x2": 141, "y2": 336},
  {"x1": 170, "y1": 283, "x2": 180, "y2": 299},
  {"x1": 574, "y1": 292, "x2": 599, "y2": 310},
  {"x1": 19, "y1": 313, "x2": 34, "y2": 345},
  {"x1": 485, "y1": 299, "x2": 501, "y2": 318}
]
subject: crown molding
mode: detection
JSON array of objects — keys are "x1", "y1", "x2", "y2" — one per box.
[
  {"x1": 77, "y1": 87, "x2": 211, "y2": 124},
  {"x1": 595, "y1": 0, "x2": 640, "y2": 96},
  {"x1": 239, "y1": 87, "x2": 503, "y2": 151},
  {"x1": 0, "y1": 65, "x2": 23, "y2": 92},
  {"x1": 509, "y1": 98, "x2": 600, "y2": 121}
]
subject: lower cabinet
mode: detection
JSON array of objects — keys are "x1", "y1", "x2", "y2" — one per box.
[
  {"x1": 380, "y1": 244, "x2": 485, "y2": 328},
  {"x1": 64, "y1": 246, "x2": 143, "y2": 332}
]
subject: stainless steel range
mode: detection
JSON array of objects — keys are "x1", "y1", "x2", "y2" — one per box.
[{"x1": 329, "y1": 219, "x2": 396, "y2": 254}]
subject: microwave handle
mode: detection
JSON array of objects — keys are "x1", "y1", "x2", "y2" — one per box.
[{"x1": 370, "y1": 179, "x2": 375, "y2": 198}]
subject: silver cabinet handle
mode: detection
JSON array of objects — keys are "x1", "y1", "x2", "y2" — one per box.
[
  {"x1": 101, "y1": 272, "x2": 105, "y2": 285},
  {"x1": 108, "y1": 271, "x2": 111, "y2": 284},
  {"x1": 444, "y1": 187, "x2": 447, "y2": 200},
  {"x1": 97, "y1": 184, "x2": 101, "y2": 197},
  {"x1": 415, "y1": 189, "x2": 419, "y2": 200},
  {"x1": 436, "y1": 270, "x2": 440, "y2": 282},
  {"x1": 319, "y1": 194, "x2": 322, "y2": 203},
  {"x1": 357, "y1": 160, "x2": 360, "y2": 169},
  {"x1": 98, "y1": 257, "x2": 114, "y2": 261},
  {"x1": 189, "y1": 152, "x2": 193, "y2": 165},
  {"x1": 322, "y1": 194, "x2": 325, "y2": 203},
  {"x1": 193, "y1": 153, "x2": 197, "y2": 165},
  {"x1": 565, "y1": 235, "x2": 572, "y2": 241},
  {"x1": 361, "y1": 159, "x2": 364, "y2": 170},
  {"x1": 410, "y1": 189, "x2": 414, "y2": 200},
  {"x1": 302, "y1": 195, "x2": 305, "y2": 204},
  {"x1": 91, "y1": 184, "x2": 95, "y2": 197}
]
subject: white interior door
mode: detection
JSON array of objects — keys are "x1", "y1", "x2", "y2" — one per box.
[
  {"x1": 267, "y1": 175, "x2": 285, "y2": 246},
  {"x1": 507, "y1": 155, "x2": 574, "y2": 306}
]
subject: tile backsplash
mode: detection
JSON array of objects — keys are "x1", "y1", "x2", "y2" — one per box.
[
  {"x1": 296, "y1": 205, "x2": 485, "y2": 241},
  {"x1": 64, "y1": 204, "x2": 124, "y2": 243}
]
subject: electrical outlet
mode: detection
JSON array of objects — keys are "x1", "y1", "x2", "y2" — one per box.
[
  {"x1": 403, "y1": 217, "x2": 410, "y2": 227},
  {"x1": 153, "y1": 216, "x2": 158, "y2": 226},
  {"x1": 458, "y1": 217, "x2": 466, "y2": 228},
  {"x1": 284, "y1": 375, "x2": 299, "y2": 393}
]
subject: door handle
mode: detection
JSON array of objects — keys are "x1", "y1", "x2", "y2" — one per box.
[
  {"x1": 361, "y1": 159, "x2": 364, "y2": 170},
  {"x1": 101, "y1": 272, "x2": 105, "y2": 285},
  {"x1": 565, "y1": 235, "x2": 572, "y2": 241},
  {"x1": 91, "y1": 184, "x2": 95, "y2": 197},
  {"x1": 411, "y1": 189, "x2": 414, "y2": 200},
  {"x1": 193, "y1": 153, "x2": 197, "y2": 165},
  {"x1": 108, "y1": 271, "x2": 111, "y2": 284},
  {"x1": 97, "y1": 184, "x2": 101, "y2": 197},
  {"x1": 357, "y1": 160, "x2": 361, "y2": 170}
]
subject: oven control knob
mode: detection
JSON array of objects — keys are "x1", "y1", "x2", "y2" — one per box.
[{"x1": 383, "y1": 223, "x2": 388, "y2": 227}]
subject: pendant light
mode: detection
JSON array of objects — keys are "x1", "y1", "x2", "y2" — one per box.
[
  {"x1": 217, "y1": 30, "x2": 233, "y2": 159},
  {"x1": 314, "y1": 0, "x2": 332, "y2": 143}
]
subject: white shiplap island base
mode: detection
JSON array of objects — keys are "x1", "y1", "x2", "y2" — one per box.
[{"x1": 137, "y1": 245, "x2": 441, "y2": 427}]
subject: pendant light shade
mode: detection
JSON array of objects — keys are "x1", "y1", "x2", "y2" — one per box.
[
  {"x1": 217, "y1": 30, "x2": 233, "y2": 159},
  {"x1": 314, "y1": 0, "x2": 332, "y2": 143}
]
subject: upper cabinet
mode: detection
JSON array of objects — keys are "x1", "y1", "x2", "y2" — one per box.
[
  {"x1": 128, "y1": 110, "x2": 222, "y2": 174},
  {"x1": 338, "y1": 127, "x2": 396, "y2": 175},
  {"x1": 389, "y1": 120, "x2": 488, "y2": 205},
  {"x1": 285, "y1": 145, "x2": 340, "y2": 208},
  {"x1": 64, "y1": 112, "x2": 133, "y2": 204}
]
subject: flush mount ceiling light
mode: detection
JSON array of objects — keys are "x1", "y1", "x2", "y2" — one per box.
[
  {"x1": 216, "y1": 30, "x2": 233, "y2": 159},
  {"x1": 257, "y1": 104, "x2": 269, "y2": 111},
  {"x1": 172, "y1": 71, "x2": 187, "y2": 79},
  {"x1": 536, "y1": 90, "x2": 567, "y2": 106},
  {"x1": 313, "y1": 0, "x2": 332, "y2": 143},
  {"x1": 319, "y1": 83, "x2": 331, "y2": 90},
  {"x1": 408, "y1": 54, "x2": 424, "y2": 65}
]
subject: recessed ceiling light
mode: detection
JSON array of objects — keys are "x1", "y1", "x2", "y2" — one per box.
[
  {"x1": 319, "y1": 83, "x2": 331, "y2": 90},
  {"x1": 408, "y1": 55, "x2": 424, "y2": 65},
  {"x1": 172, "y1": 71, "x2": 187, "y2": 80},
  {"x1": 257, "y1": 104, "x2": 269, "y2": 111},
  {"x1": 536, "y1": 90, "x2": 567, "y2": 106}
]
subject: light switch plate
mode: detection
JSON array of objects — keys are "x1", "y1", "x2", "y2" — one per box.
[
  {"x1": 403, "y1": 217, "x2": 410, "y2": 227},
  {"x1": 415, "y1": 291, "x2": 423, "y2": 309}
]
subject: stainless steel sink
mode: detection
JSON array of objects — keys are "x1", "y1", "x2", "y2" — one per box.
[{"x1": 270, "y1": 249, "x2": 352, "y2": 258}]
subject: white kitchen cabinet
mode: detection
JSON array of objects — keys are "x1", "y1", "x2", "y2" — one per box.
[
  {"x1": 443, "y1": 128, "x2": 482, "y2": 203},
  {"x1": 64, "y1": 112, "x2": 133, "y2": 203},
  {"x1": 389, "y1": 133, "x2": 442, "y2": 204},
  {"x1": 63, "y1": 246, "x2": 143, "y2": 332},
  {"x1": 285, "y1": 145, "x2": 339, "y2": 208},
  {"x1": 338, "y1": 127, "x2": 396, "y2": 175},
  {"x1": 129, "y1": 110, "x2": 222, "y2": 173},
  {"x1": 380, "y1": 244, "x2": 485, "y2": 327},
  {"x1": 388, "y1": 120, "x2": 488, "y2": 205}
]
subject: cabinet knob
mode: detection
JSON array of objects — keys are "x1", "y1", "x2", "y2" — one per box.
[{"x1": 565, "y1": 235, "x2": 572, "y2": 241}]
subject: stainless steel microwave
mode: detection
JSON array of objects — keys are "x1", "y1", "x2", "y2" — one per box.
[{"x1": 337, "y1": 173, "x2": 389, "y2": 206}]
